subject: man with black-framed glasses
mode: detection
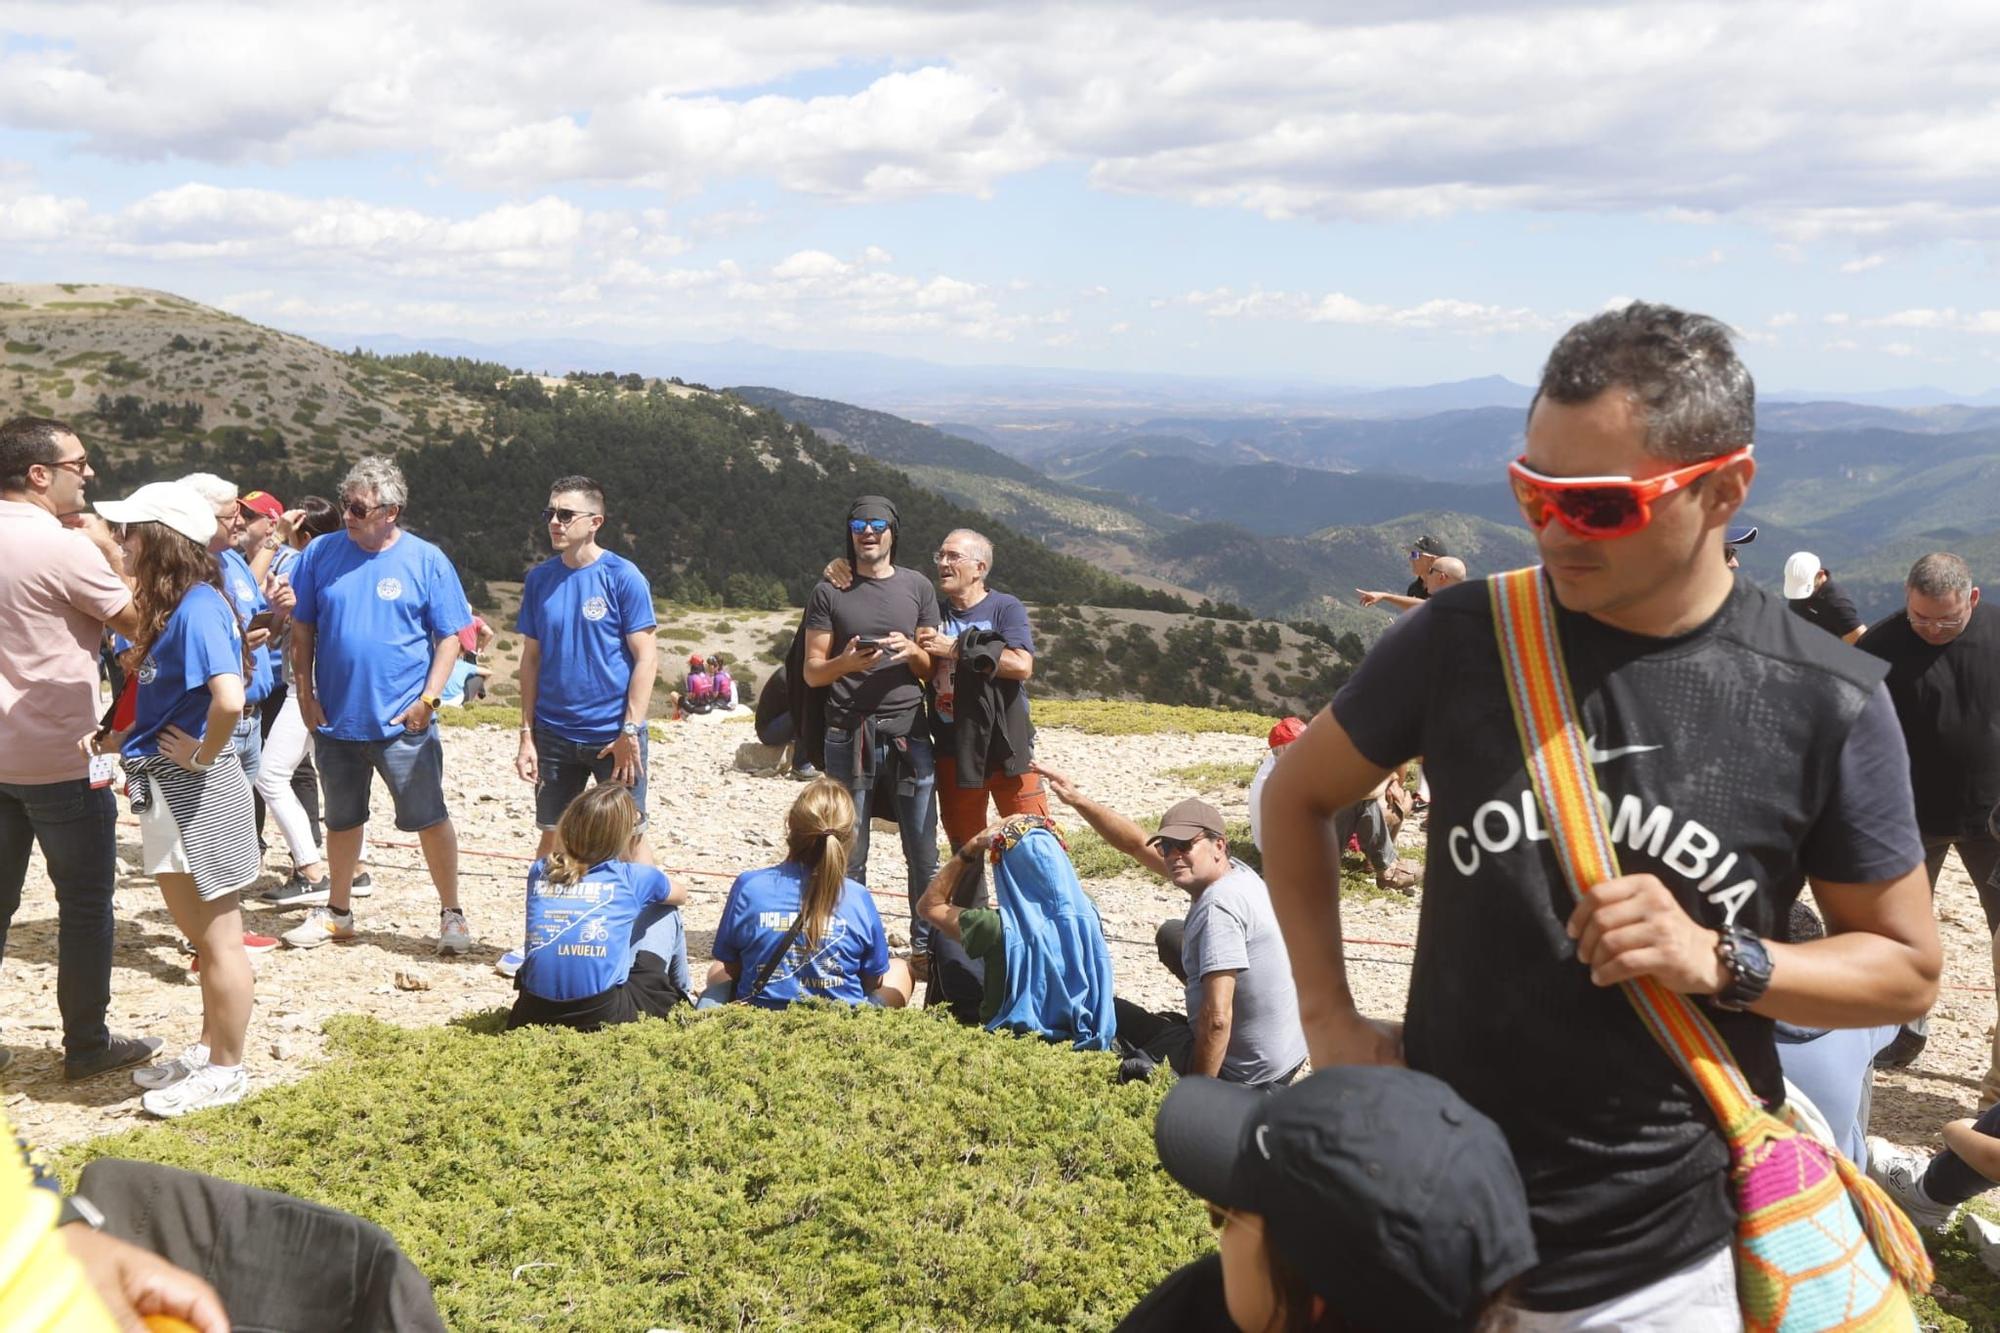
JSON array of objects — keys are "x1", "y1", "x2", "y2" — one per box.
[
  {"x1": 1031, "y1": 771, "x2": 1307, "y2": 1088},
  {"x1": 281, "y1": 456, "x2": 475, "y2": 957},
  {"x1": 0, "y1": 416, "x2": 162, "y2": 1081},
  {"x1": 1859, "y1": 552, "x2": 2000, "y2": 1082},
  {"x1": 496, "y1": 476, "x2": 659, "y2": 980}
]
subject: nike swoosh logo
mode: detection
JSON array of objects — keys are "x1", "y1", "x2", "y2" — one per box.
[{"x1": 1584, "y1": 736, "x2": 1662, "y2": 764}]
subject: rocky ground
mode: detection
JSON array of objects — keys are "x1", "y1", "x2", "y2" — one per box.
[{"x1": 2, "y1": 713, "x2": 1991, "y2": 1163}]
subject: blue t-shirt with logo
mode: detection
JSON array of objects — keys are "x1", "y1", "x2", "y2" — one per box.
[
  {"x1": 516, "y1": 860, "x2": 672, "y2": 996},
  {"x1": 516, "y1": 551, "x2": 657, "y2": 741},
  {"x1": 517, "y1": 857, "x2": 674, "y2": 1002},
  {"x1": 931, "y1": 589, "x2": 1034, "y2": 748},
  {"x1": 122, "y1": 583, "x2": 245, "y2": 759},
  {"x1": 290, "y1": 530, "x2": 473, "y2": 741},
  {"x1": 712, "y1": 862, "x2": 892, "y2": 1008},
  {"x1": 217, "y1": 547, "x2": 274, "y2": 704}
]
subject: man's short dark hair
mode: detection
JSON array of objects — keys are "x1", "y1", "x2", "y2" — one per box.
[
  {"x1": 1907, "y1": 552, "x2": 1973, "y2": 600},
  {"x1": 0, "y1": 416, "x2": 77, "y2": 491},
  {"x1": 549, "y1": 474, "x2": 604, "y2": 511},
  {"x1": 1532, "y1": 302, "x2": 1755, "y2": 464}
]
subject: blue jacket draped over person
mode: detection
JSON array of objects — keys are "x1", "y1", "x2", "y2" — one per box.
[{"x1": 987, "y1": 821, "x2": 1117, "y2": 1050}]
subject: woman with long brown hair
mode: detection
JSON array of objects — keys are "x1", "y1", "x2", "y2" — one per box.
[
  {"x1": 509, "y1": 783, "x2": 688, "y2": 1031},
  {"x1": 92, "y1": 482, "x2": 260, "y2": 1118},
  {"x1": 699, "y1": 777, "x2": 913, "y2": 1009}
]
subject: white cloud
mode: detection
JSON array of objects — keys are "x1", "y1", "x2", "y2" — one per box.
[
  {"x1": 3, "y1": 1, "x2": 2000, "y2": 247},
  {"x1": 1839, "y1": 254, "x2": 1887, "y2": 273},
  {"x1": 1767, "y1": 311, "x2": 1799, "y2": 327},
  {"x1": 1881, "y1": 341, "x2": 1920, "y2": 357},
  {"x1": 1859, "y1": 307, "x2": 2000, "y2": 334},
  {"x1": 1176, "y1": 286, "x2": 1551, "y2": 335}
]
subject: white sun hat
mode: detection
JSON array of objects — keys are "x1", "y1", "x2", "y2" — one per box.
[{"x1": 96, "y1": 481, "x2": 219, "y2": 546}]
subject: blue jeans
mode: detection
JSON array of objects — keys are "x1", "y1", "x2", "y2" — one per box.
[
  {"x1": 233, "y1": 702, "x2": 265, "y2": 787},
  {"x1": 314, "y1": 728, "x2": 450, "y2": 833},
  {"x1": 532, "y1": 726, "x2": 649, "y2": 830},
  {"x1": 631, "y1": 901, "x2": 689, "y2": 993},
  {"x1": 0, "y1": 779, "x2": 118, "y2": 1059},
  {"x1": 822, "y1": 723, "x2": 940, "y2": 955}
]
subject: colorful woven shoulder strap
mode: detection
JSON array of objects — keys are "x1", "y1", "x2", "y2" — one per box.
[{"x1": 1488, "y1": 566, "x2": 1763, "y2": 1139}]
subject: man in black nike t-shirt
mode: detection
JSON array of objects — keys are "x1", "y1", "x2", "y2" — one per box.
[{"x1": 1260, "y1": 303, "x2": 1940, "y2": 1329}]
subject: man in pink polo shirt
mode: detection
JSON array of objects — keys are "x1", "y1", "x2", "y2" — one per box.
[{"x1": 0, "y1": 417, "x2": 162, "y2": 1081}]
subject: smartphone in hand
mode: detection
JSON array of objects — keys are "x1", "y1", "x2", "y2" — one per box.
[
  {"x1": 247, "y1": 610, "x2": 277, "y2": 632},
  {"x1": 855, "y1": 637, "x2": 885, "y2": 654}
]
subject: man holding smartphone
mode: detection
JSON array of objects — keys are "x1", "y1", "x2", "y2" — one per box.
[{"x1": 801, "y1": 495, "x2": 942, "y2": 965}]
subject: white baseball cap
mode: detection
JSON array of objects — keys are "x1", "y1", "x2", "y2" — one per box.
[
  {"x1": 1782, "y1": 551, "x2": 1823, "y2": 600},
  {"x1": 97, "y1": 481, "x2": 219, "y2": 546}
]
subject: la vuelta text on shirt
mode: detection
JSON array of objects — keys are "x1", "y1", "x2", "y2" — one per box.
[{"x1": 1443, "y1": 785, "x2": 1758, "y2": 925}]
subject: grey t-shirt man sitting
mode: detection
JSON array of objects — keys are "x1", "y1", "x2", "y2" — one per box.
[{"x1": 1033, "y1": 770, "x2": 1308, "y2": 1087}]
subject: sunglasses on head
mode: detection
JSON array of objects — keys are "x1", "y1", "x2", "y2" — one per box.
[
  {"x1": 849, "y1": 518, "x2": 890, "y2": 534},
  {"x1": 541, "y1": 506, "x2": 599, "y2": 526},
  {"x1": 344, "y1": 500, "x2": 391, "y2": 520},
  {"x1": 1508, "y1": 446, "x2": 1752, "y2": 541}
]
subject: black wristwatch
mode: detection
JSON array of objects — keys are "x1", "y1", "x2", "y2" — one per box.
[{"x1": 1712, "y1": 925, "x2": 1773, "y2": 1011}]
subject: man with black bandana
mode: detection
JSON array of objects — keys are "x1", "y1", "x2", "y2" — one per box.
[
  {"x1": 1261, "y1": 303, "x2": 1938, "y2": 1328},
  {"x1": 801, "y1": 496, "x2": 943, "y2": 963}
]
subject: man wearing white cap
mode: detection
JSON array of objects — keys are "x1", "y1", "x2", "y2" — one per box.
[
  {"x1": 0, "y1": 417, "x2": 162, "y2": 1082},
  {"x1": 1783, "y1": 551, "x2": 1864, "y2": 644}
]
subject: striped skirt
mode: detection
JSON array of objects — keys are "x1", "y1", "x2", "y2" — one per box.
[{"x1": 125, "y1": 752, "x2": 261, "y2": 901}]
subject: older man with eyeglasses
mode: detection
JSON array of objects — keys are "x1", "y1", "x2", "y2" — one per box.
[
  {"x1": 1858, "y1": 552, "x2": 2000, "y2": 1079},
  {"x1": 280, "y1": 456, "x2": 476, "y2": 957}
]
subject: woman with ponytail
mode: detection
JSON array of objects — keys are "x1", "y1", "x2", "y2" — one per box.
[
  {"x1": 699, "y1": 777, "x2": 913, "y2": 1009},
  {"x1": 91, "y1": 483, "x2": 260, "y2": 1118},
  {"x1": 510, "y1": 783, "x2": 688, "y2": 1031}
]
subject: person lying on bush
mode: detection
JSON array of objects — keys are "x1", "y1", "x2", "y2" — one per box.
[
  {"x1": 915, "y1": 813, "x2": 1116, "y2": 1048},
  {"x1": 698, "y1": 777, "x2": 914, "y2": 1009},
  {"x1": 1117, "y1": 1067, "x2": 1536, "y2": 1333},
  {"x1": 509, "y1": 784, "x2": 689, "y2": 1031}
]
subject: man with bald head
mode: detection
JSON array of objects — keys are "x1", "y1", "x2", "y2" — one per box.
[{"x1": 1424, "y1": 556, "x2": 1467, "y2": 594}]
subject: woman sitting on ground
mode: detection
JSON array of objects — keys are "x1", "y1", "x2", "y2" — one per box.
[
  {"x1": 709, "y1": 654, "x2": 735, "y2": 710},
  {"x1": 1119, "y1": 1068, "x2": 1537, "y2": 1332},
  {"x1": 510, "y1": 784, "x2": 690, "y2": 1031},
  {"x1": 95, "y1": 483, "x2": 263, "y2": 1119},
  {"x1": 699, "y1": 778, "x2": 912, "y2": 1009}
]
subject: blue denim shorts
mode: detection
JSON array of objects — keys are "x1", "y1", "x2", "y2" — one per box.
[
  {"x1": 314, "y1": 727, "x2": 450, "y2": 833},
  {"x1": 533, "y1": 726, "x2": 649, "y2": 830}
]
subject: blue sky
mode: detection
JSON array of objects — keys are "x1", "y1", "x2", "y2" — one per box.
[{"x1": 5, "y1": 1, "x2": 2000, "y2": 391}]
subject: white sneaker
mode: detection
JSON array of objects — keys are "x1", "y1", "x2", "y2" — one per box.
[
  {"x1": 141, "y1": 1064, "x2": 247, "y2": 1118},
  {"x1": 495, "y1": 949, "x2": 523, "y2": 979},
  {"x1": 1865, "y1": 1135, "x2": 1958, "y2": 1232},
  {"x1": 438, "y1": 908, "x2": 472, "y2": 956},
  {"x1": 133, "y1": 1046, "x2": 206, "y2": 1091},
  {"x1": 282, "y1": 906, "x2": 355, "y2": 950}
]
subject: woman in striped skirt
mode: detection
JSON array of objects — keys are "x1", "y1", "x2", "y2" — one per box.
[{"x1": 94, "y1": 482, "x2": 262, "y2": 1118}]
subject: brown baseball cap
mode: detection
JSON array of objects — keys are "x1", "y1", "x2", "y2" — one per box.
[{"x1": 1150, "y1": 798, "x2": 1226, "y2": 845}]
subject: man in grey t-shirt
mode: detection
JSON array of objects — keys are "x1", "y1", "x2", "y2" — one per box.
[
  {"x1": 1033, "y1": 772, "x2": 1308, "y2": 1086},
  {"x1": 802, "y1": 495, "x2": 944, "y2": 957}
]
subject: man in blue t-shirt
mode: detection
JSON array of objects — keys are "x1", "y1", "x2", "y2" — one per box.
[
  {"x1": 280, "y1": 457, "x2": 476, "y2": 957},
  {"x1": 514, "y1": 476, "x2": 659, "y2": 861},
  {"x1": 917, "y1": 528, "x2": 1046, "y2": 853}
]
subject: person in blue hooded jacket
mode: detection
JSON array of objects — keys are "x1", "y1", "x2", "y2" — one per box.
[{"x1": 916, "y1": 813, "x2": 1116, "y2": 1050}]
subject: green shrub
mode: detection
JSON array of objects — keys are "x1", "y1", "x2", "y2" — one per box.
[
  {"x1": 1035, "y1": 699, "x2": 1270, "y2": 737},
  {"x1": 435, "y1": 704, "x2": 520, "y2": 729},
  {"x1": 1164, "y1": 760, "x2": 1258, "y2": 790},
  {"x1": 61, "y1": 1010, "x2": 1204, "y2": 1332}
]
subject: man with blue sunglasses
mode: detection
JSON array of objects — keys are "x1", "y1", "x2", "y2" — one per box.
[{"x1": 801, "y1": 495, "x2": 943, "y2": 967}]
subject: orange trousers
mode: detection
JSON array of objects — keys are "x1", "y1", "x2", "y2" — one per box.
[{"x1": 935, "y1": 756, "x2": 1051, "y2": 851}]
